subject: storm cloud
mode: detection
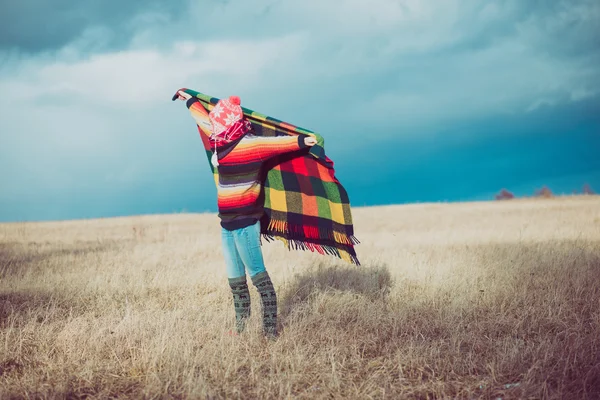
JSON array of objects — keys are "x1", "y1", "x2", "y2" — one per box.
[
  {"x1": 0, "y1": 0, "x2": 188, "y2": 52},
  {"x1": 1, "y1": 0, "x2": 599, "y2": 221}
]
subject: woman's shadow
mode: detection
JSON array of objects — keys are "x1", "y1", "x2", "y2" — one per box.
[{"x1": 279, "y1": 263, "x2": 393, "y2": 320}]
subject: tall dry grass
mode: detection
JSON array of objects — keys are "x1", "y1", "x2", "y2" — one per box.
[{"x1": 0, "y1": 197, "x2": 599, "y2": 399}]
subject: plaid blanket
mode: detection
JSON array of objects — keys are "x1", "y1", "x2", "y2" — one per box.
[{"x1": 178, "y1": 89, "x2": 360, "y2": 265}]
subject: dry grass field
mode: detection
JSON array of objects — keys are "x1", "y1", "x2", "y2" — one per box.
[{"x1": 1, "y1": 196, "x2": 599, "y2": 399}]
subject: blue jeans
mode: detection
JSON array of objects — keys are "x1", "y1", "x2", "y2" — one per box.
[{"x1": 221, "y1": 220, "x2": 267, "y2": 279}]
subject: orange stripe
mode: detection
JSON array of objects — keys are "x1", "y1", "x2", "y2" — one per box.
[{"x1": 221, "y1": 136, "x2": 299, "y2": 164}]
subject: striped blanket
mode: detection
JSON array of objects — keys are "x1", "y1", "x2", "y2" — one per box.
[{"x1": 177, "y1": 89, "x2": 360, "y2": 265}]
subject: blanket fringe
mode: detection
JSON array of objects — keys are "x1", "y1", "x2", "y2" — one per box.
[
  {"x1": 266, "y1": 219, "x2": 359, "y2": 247},
  {"x1": 262, "y1": 220, "x2": 360, "y2": 265}
]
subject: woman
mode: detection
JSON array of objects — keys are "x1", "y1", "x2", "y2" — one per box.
[{"x1": 176, "y1": 90, "x2": 317, "y2": 338}]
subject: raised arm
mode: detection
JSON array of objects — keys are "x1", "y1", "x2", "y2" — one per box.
[
  {"x1": 174, "y1": 89, "x2": 317, "y2": 156},
  {"x1": 244, "y1": 134, "x2": 312, "y2": 161},
  {"x1": 176, "y1": 92, "x2": 213, "y2": 137}
]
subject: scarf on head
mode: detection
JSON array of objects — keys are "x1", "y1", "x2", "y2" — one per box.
[
  {"x1": 208, "y1": 95, "x2": 249, "y2": 146},
  {"x1": 174, "y1": 88, "x2": 360, "y2": 265},
  {"x1": 207, "y1": 95, "x2": 250, "y2": 167}
]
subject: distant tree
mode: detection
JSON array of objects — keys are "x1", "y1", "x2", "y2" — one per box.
[
  {"x1": 495, "y1": 189, "x2": 515, "y2": 200},
  {"x1": 535, "y1": 186, "x2": 554, "y2": 198},
  {"x1": 583, "y1": 183, "x2": 595, "y2": 195}
]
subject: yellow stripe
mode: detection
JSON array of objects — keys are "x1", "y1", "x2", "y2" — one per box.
[
  {"x1": 339, "y1": 250, "x2": 352, "y2": 263},
  {"x1": 333, "y1": 231, "x2": 351, "y2": 245}
]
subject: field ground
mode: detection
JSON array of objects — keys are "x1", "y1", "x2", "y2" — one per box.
[{"x1": 1, "y1": 196, "x2": 599, "y2": 399}]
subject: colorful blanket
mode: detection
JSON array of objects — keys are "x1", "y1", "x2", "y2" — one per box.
[{"x1": 177, "y1": 89, "x2": 360, "y2": 265}]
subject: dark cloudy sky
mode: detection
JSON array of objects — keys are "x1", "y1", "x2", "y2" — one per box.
[{"x1": 1, "y1": 0, "x2": 599, "y2": 221}]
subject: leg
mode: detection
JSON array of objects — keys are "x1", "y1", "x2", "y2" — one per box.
[
  {"x1": 233, "y1": 220, "x2": 266, "y2": 278},
  {"x1": 222, "y1": 227, "x2": 251, "y2": 333},
  {"x1": 234, "y1": 221, "x2": 278, "y2": 337},
  {"x1": 250, "y1": 271, "x2": 278, "y2": 338}
]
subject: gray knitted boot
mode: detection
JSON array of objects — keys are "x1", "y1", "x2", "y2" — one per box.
[
  {"x1": 228, "y1": 276, "x2": 251, "y2": 334},
  {"x1": 251, "y1": 271, "x2": 278, "y2": 338}
]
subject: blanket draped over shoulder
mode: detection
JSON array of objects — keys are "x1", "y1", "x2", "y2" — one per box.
[{"x1": 178, "y1": 89, "x2": 360, "y2": 265}]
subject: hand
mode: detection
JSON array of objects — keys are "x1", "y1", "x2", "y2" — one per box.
[
  {"x1": 304, "y1": 137, "x2": 317, "y2": 147},
  {"x1": 176, "y1": 90, "x2": 192, "y2": 101}
]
